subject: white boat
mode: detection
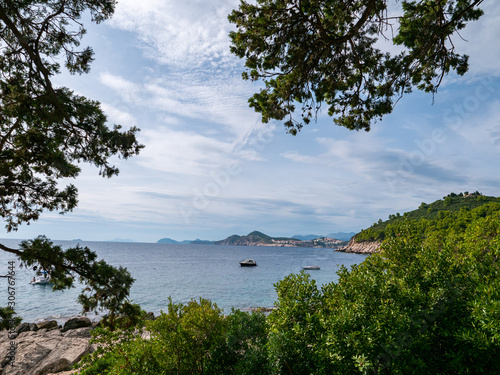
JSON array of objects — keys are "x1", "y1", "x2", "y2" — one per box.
[
  {"x1": 240, "y1": 259, "x2": 257, "y2": 267},
  {"x1": 30, "y1": 271, "x2": 52, "y2": 285},
  {"x1": 302, "y1": 266, "x2": 320, "y2": 270}
]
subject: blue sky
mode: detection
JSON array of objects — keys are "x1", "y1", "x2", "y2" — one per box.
[{"x1": 3, "y1": 1, "x2": 500, "y2": 243}]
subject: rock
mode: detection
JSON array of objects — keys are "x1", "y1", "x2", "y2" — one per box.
[
  {"x1": 145, "y1": 312, "x2": 155, "y2": 320},
  {"x1": 336, "y1": 237, "x2": 381, "y2": 254},
  {"x1": 0, "y1": 327, "x2": 92, "y2": 375},
  {"x1": 63, "y1": 327, "x2": 92, "y2": 339},
  {"x1": 29, "y1": 323, "x2": 38, "y2": 332},
  {"x1": 61, "y1": 317, "x2": 91, "y2": 332},
  {"x1": 15, "y1": 323, "x2": 30, "y2": 335},
  {"x1": 36, "y1": 320, "x2": 58, "y2": 330}
]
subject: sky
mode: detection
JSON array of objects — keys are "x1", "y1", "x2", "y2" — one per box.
[{"x1": 3, "y1": 1, "x2": 500, "y2": 243}]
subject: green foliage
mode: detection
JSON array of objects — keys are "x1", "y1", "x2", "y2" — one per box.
[
  {"x1": 267, "y1": 271, "x2": 327, "y2": 374},
  {"x1": 208, "y1": 308, "x2": 269, "y2": 375},
  {"x1": 228, "y1": 0, "x2": 483, "y2": 134},
  {"x1": 0, "y1": 0, "x2": 143, "y2": 328},
  {"x1": 356, "y1": 192, "x2": 500, "y2": 242},
  {"x1": 268, "y1": 218, "x2": 500, "y2": 374},
  {"x1": 147, "y1": 298, "x2": 227, "y2": 373},
  {"x1": 0, "y1": 306, "x2": 21, "y2": 330},
  {"x1": 78, "y1": 299, "x2": 269, "y2": 375},
  {"x1": 77, "y1": 322, "x2": 165, "y2": 375}
]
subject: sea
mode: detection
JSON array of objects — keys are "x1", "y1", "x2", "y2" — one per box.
[{"x1": 0, "y1": 239, "x2": 368, "y2": 324}]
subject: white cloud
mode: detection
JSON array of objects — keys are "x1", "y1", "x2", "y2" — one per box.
[
  {"x1": 99, "y1": 71, "x2": 261, "y2": 138},
  {"x1": 110, "y1": 0, "x2": 239, "y2": 68},
  {"x1": 281, "y1": 151, "x2": 319, "y2": 164},
  {"x1": 100, "y1": 103, "x2": 137, "y2": 127},
  {"x1": 137, "y1": 126, "x2": 234, "y2": 175},
  {"x1": 455, "y1": 2, "x2": 500, "y2": 77},
  {"x1": 100, "y1": 72, "x2": 143, "y2": 104}
]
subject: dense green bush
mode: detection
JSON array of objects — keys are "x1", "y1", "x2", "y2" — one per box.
[
  {"x1": 77, "y1": 299, "x2": 268, "y2": 374},
  {"x1": 268, "y1": 218, "x2": 500, "y2": 374},
  {"x1": 267, "y1": 272, "x2": 327, "y2": 374},
  {"x1": 207, "y1": 308, "x2": 269, "y2": 375}
]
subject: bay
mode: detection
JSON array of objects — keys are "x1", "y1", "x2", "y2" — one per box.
[{"x1": 0, "y1": 239, "x2": 367, "y2": 324}]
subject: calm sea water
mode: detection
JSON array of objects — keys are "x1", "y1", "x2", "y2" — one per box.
[{"x1": 0, "y1": 239, "x2": 367, "y2": 324}]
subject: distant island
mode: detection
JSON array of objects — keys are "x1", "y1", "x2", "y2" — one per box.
[{"x1": 158, "y1": 231, "x2": 350, "y2": 248}]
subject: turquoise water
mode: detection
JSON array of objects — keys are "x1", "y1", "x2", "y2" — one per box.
[{"x1": 0, "y1": 239, "x2": 367, "y2": 324}]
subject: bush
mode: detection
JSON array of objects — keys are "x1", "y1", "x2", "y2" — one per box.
[
  {"x1": 77, "y1": 299, "x2": 268, "y2": 374},
  {"x1": 268, "y1": 219, "x2": 500, "y2": 374}
]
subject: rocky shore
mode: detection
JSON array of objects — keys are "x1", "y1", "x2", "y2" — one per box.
[
  {"x1": 335, "y1": 237, "x2": 381, "y2": 254},
  {"x1": 0, "y1": 317, "x2": 94, "y2": 375}
]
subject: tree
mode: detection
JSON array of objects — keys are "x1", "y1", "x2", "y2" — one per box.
[
  {"x1": 228, "y1": 0, "x2": 484, "y2": 134},
  {"x1": 0, "y1": 0, "x2": 143, "y2": 327}
]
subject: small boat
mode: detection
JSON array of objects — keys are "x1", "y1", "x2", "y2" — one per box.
[
  {"x1": 240, "y1": 259, "x2": 257, "y2": 267},
  {"x1": 30, "y1": 271, "x2": 53, "y2": 285},
  {"x1": 302, "y1": 266, "x2": 320, "y2": 270}
]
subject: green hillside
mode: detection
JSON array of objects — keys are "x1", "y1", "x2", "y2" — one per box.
[{"x1": 356, "y1": 191, "x2": 500, "y2": 242}]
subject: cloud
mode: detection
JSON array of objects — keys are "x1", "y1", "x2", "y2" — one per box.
[
  {"x1": 100, "y1": 103, "x2": 137, "y2": 127},
  {"x1": 281, "y1": 151, "x2": 320, "y2": 164},
  {"x1": 110, "y1": 0, "x2": 239, "y2": 68},
  {"x1": 137, "y1": 126, "x2": 234, "y2": 175},
  {"x1": 455, "y1": 2, "x2": 500, "y2": 77},
  {"x1": 100, "y1": 71, "x2": 261, "y2": 137}
]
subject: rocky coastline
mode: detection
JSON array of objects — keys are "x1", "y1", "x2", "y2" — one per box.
[
  {"x1": 335, "y1": 237, "x2": 381, "y2": 254},
  {"x1": 0, "y1": 317, "x2": 94, "y2": 375}
]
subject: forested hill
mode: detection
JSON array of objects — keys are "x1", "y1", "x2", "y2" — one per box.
[{"x1": 356, "y1": 192, "x2": 500, "y2": 242}]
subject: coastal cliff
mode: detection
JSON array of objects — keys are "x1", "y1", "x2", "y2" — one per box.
[{"x1": 336, "y1": 237, "x2": 381, "y2": 254}]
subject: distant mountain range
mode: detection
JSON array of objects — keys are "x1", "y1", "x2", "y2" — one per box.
[{"x1": 157, "y1": 230, "x2": 352, "y2": 248}]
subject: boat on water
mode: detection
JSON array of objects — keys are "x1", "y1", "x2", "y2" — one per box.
[
  {"x1": 30, "y1": 271, "x2": 53, "y2": 285},
  {"x1": 240, "y1": 259, "x2": 257, "y2": 267},
  {"x1": 302, "y1": 265, "x2": 320, "y2": 270}
]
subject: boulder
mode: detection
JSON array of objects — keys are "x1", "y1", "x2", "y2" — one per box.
[
  {"x1": 14, "y1": 323, "x2": 30, "y2": 335},
  {"x1": 63, "y1": 327, "x2": 92, "y2": 339},
  {"x1": 36, "y1": 320, "x2": 58, "y2": 330},
  {"x1": 61, "y1": 317, "x2": 91, "y2": 332}
]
